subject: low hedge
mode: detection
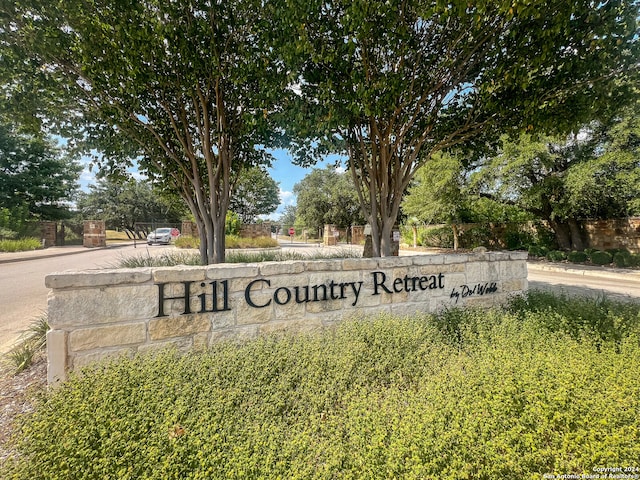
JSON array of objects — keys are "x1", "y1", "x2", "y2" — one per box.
[
  {"x1": 4, "y1": 293, "x2": 640, "y2": 479},
  {"x1": 590, "y1": 250, "x2": 613, "y2": 266},
  {"x1": 545, "y1": 250, "x2": 566, "y2": 262},
  {"x1": 528, "y1": 245, "x2": 549, "y2": 258},
  {"x1": 613, "y1": 251, "x2": 633, "y2": 268},
  {"x1": 567, "y1": 250, "x2": 588, "y2": 263},
  {"x1": 174, "y1": 235, "x2": 279, "y2": 250}
]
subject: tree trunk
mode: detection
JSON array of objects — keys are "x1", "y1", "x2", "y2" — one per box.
[
  {"x1": 549, "y1": 220, "x2": 571, "y2": 250},
  {"x1": 213, "y1": 214, "x2": 226, "y2": 263},
  {"x1": 369, "y1": 219, "x2": 382, "y2": 257},
  {"x1": 568, "y1": 219, "x2": 585, "y2": 251},
  {"x1": 380, "y1": 217, "x2": 394, "y2": 257},
  {"x1": 412, "y1": 225, "x2": 418, "y2": 248}
]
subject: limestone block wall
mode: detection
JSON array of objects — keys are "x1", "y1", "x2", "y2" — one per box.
[
  {"x1": 584, "y1": 218, "x2": 640, "y2": 254},
  {"x1": 46, "y1": 251, "x2": 528, "y2": 385},
  {"x1": 239, "y1": 223, "x2": 271, "y2": 238}
]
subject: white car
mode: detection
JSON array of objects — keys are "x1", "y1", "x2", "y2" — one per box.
[{"x1": 147, "y1": 227, "x2": 180, "y2": 245}]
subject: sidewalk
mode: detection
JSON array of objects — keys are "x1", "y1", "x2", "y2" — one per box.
[
  {"x1": 0, "y1": 242, "x2": 132, "y2": 264},
  {"x1": 526, "y1": 259, "x2": 640, "y2": 280}
]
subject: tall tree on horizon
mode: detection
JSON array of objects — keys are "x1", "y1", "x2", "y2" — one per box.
[{"x1": 229, "y1": 167, "x2": 280, "y2": 224}]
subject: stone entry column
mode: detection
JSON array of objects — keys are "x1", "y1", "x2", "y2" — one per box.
[
  {"x1": 83, "y1": 220, "x2": 106, "y2": 248},
  {"x1": 40, "y1": 221, "x2": 57, "y2": 247},
  {"x1": 323, "y1": 224, "x2": 338, "y2": 246}
]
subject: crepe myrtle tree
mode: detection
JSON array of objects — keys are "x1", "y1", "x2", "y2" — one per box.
[
  {"x1": 280, "y1": 0, "x2": 639, "y2": 256},
  {"x1": 1, "y1": 0, "x2": 288, "y2": 264}
]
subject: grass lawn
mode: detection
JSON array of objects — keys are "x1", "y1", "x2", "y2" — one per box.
[
  {"x1": 3, "y1": 292, "x2": 639, "y2": 479},
  {"x1": 106, "y1": 229, "x2": 135, "y2": 243}
]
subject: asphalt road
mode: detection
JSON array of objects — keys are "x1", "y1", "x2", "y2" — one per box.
[{"x1": 1, "y1": 244, "x2": 638, "y2": 355}]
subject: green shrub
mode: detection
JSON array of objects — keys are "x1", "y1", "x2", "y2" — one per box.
[
  {"x1": 503, "y1": 226, "x2": 534, "y2": 250},
  {"x1": 175, "y1": 235, "x2": 279, "y2": 250},
  {"x1": 225, "y1": 211, "x2": 241, "y2": 235},
  {"x1": 507, "y1": 291, "x2": 640, "y2": 348},
  {"x1": 458, "y1": 224, "x2": 491, "y2": 249},
  {"x1": 116, "y1": 247, "x2": 360, "y2": 267},
  {"x1": 5, "y1": 295, "x2": 640, "y2": 479},
  {"x1": 546, "y1": 250, "x2": 566, "y2": 262},
  {"x1": 116, "y1": 251, "x2": 203, "y2": 268},
  {"x1": 6, "y1": 315, "x2": 49, "y2": 373},
  {"x1": 174, "y1": 235, "x2": 200, "y2": 249},
  {"x1": 418, "y1": 225, "x2": 453, "y2": 248},
  {"x1": 0, "y1": 227, "x2": 17, "y2": 239},
  {"x1": 631, "y1": 254, "x2": 640, "y2": 267},
  {"x1": 590, "y1": 250, "x2": 613, "y2": 265},
  {"x1": 226, "y1": 235, "x2": 278, "y2": 249},
  {"x1": 567, "y1": 250, "x2": 588, "y2": 263},
  {"x1": 531, "y1": 222, "x2": 557, "y2": 250},
  {"x1": 0, "y1": 237, "x2": 42, "y2": 252},
  {"x1": 527, "y1": 245, "x2": 548, "y2": 258},
  {"x1": 613, "y1": 251, "x2": 633, "y2": 268}
]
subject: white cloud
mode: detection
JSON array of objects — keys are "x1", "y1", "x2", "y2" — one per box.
[
  {"x1": 79, "y1": 161, "x2": 97, "y2": 191},
  {"x1": 279, "y1": 189, "x2": 296, "y2": 206}
]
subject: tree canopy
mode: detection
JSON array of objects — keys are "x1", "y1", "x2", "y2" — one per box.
[
  {"x1": 293, "y1": 166, "x2": 365, "y2": 234},
  {"x1": 476, "y1": 102, "x2": 640, "y2": 250},
  {"x1": 0, "y1": 123, "x2": 80, "y2": 226},
  {"x1": 2, "y1": 0, "x2": 287, "y2": 263},
  {"x1": 3, "y1": 0, "x2": 638, "y2": 258},
  {"x1": 282, "y1": 0, "x2": 639, "y2": 256},
  {"x1": 229, "y1": 167, "x2": 280, "y2": 224},
  {"x1": 76, "y1": 176, "x2": 186, "y2": 231}
]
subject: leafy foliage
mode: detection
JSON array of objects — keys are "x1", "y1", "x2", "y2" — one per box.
[
  {"x1": 2, "y1": 0, "x2": 288, "y2": 264},
  {"x1": 4, "y1": 293, "x2": 640, "y2": 478},
  {"x1": 115, "y1": 246, "x2": 359, "y2": 267},
  {"x1": 229, "y1": 167, "x2": 280, "y2": 223},
  {"x1": 6, "y1": 314, "x2": 49, "y2": 373},
  {"x1": 282, "y1": 0, "x2": 639, "y2": 256},
  {"x1": 546, "y1": 250, "x2": 567, "y2": 262},
  {"x1": 567, "y1": 251, "x2": 588, "y2": 263},
  {"x1": 225, "y1": 211, "x2": 242, "y2": 236},
  {"x1": 76, "y1": 177, "x2": 186, "y2": 230},
  {"x1": 278, "y1": 205, "x2": 297, "y2": 229},
  {"x1": 293, "y1": 166, "x2": 365, "y2": 232},
  {"x1": 0, "y1": 124, "x2": 80, "y2": 223},
  {"x1": 590, "y1": 250, "x2": 613, "y2": 266},
  {"x1": 0, "y1": 237, "x2": 42, "y2": 252},
  {"x1": 613, "y1": 251, "x2": 634, "y2": 268},
  {"x1": 476, "y1": 101, "x2": 640, "y2": 249}
]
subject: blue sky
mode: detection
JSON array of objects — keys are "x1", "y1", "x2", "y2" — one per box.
[
  {"x1": 266, "y1": 149, "x2": 346, "y2": 219},
  {"x1": 78, "y1": 148, "x2": 346, "y2": 221}
]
